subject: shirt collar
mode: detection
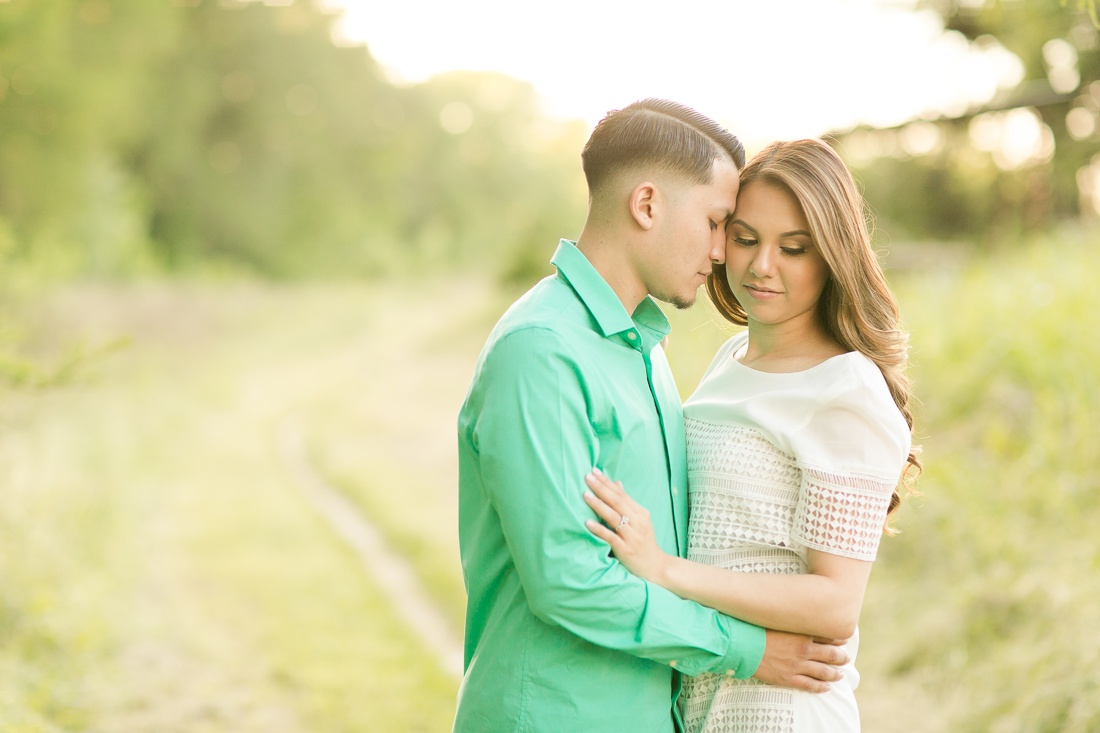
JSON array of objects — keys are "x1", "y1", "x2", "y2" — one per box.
[{"x1": 551, "y1": 240, "x2": 671, "y2": 346}]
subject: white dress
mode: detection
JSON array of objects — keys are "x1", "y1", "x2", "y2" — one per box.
[{"x1": 679, "y1": 331, "x2": 911, "y2": 733}]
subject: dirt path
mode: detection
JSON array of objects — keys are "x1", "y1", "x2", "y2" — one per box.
[
  {"x1": 277, "y1": 416, "x2": 464, "y2": 678},
  {"x1": 4, "y1": 281, "x2": 474, "y2": 731}
]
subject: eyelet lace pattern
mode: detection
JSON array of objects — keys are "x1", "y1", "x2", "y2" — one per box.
[{"x1": 680, "y1": 418, "x2": 893, "y2": 733}]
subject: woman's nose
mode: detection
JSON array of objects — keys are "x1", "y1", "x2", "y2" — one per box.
[{"x1": 749, "y1": 246, "x2": 775, "y2": 277}]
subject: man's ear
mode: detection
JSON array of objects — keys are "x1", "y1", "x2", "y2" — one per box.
[{"x1": 628, "y1": 181, "x2": 657, "y2": 231}]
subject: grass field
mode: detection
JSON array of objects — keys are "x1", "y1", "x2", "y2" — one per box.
[
  {"x1": 0, "y1": 281, "x2": 480, "y2": 732},
  {"x1": 1, "y1": 225, "x2": 1097, "y2": 732}
]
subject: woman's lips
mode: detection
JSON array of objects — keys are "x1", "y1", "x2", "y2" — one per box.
[{"x1": 743, "y1": 284, "x2": 781, "y2": 300}]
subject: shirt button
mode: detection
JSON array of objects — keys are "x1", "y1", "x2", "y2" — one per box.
[
  {"x1": 626, "y1": 332, "x2": 637, "y2": 341},
  {"x1": 672, "y1": 486, "x2": 679, "y2": 496},
  {"x1": 669, "y1": 660, "x2": 678, "y2": 668},
  {"x1": 725, "y1": 669, "x2": 736, "y2": 677}
]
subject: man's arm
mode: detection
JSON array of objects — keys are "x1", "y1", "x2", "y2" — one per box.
[{"x1": 468, "y1": 327, "x2": 781, "y2": 679}]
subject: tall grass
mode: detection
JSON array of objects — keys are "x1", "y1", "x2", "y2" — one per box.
[{"x1": 864, "y1": 227, "x2": 1100, "y2": 732}]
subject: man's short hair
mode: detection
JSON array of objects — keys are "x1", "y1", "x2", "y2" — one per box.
[{"x1": 581, "y1": 98, "x2": 745, "y2": 197}]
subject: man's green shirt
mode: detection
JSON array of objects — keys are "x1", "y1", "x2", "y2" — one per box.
[{"x1": 453, "y1": 241, "x2": 765, "y2": 733}]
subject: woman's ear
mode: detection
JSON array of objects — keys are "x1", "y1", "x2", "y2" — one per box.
[{"x1": 628, "y1": 181, "x2": 657, "y2": 230}]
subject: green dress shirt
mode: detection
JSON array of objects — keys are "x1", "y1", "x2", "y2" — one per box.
[{"x1": 454, "y1": 240, "x2": 765, "y2": 733}]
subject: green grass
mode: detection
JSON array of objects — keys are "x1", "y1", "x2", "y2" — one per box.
[
  {"x1": 1, "y1": 226, "x2": 1097, "y2": 732},
  {"x1": 0, "y1": 282, "x2": 463, "y2": 732},
  {"x1": 860, "y1": 227, "x2": 1100, "y2": 733}
]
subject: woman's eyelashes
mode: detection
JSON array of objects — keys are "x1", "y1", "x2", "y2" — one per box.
[{"x1": 730, "y1": 235, "x2": 809, "y2": 256}]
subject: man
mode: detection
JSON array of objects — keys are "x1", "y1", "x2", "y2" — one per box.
[{"x1": 454, "y1": 99, "x2": 846, "y2": 733}]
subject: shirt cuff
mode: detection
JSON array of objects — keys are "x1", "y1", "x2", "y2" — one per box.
[{"x1": 663, "y1": 614, "x2": 765, "y2": 679}]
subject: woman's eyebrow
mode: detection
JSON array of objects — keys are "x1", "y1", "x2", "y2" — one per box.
[{"x1": 731, "y1": 219, "x2": 812, "y2": 240}]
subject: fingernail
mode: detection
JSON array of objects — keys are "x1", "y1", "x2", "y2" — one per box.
[
  {"x1": 584, "y1": 490, "x2": 595, "y2": 500},
  {"x1": 592, "y1": 467, "x2": 604, "y2": 476}
]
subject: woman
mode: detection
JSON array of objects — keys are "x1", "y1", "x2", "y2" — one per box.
[{"x1": 582, "y1": 138, "x2": 921, "y2": 732}]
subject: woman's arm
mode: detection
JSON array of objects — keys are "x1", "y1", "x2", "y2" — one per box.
[{"x1": 584, "y1": 470, "x2": 871, "y2": 639}]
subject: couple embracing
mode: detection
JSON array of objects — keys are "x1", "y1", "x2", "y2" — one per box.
[{"x1": 453, "y1": 98, "x2": 920, "y2": 733}]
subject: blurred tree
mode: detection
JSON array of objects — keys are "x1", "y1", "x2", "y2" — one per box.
[
  {"x1": 0, "y1": 0, "x2": 588, "y2": 281},
  {"x1": 834, "y1": 0, "x2": 1099, "y2": 244},
  {"x1": 129, "y1": 0, "x2": 401, "y2": 275},
  {"x1": 390, "y1": 70, "x2": 586, "y2": 278},
  {"x1": 927, "y1": 0, "x2": 1100, "y2": 217},
  {"x1": 0, "y1": 0, "x2": 176, "y2": 277}
]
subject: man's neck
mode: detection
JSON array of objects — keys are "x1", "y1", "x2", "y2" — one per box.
[{"x1": 575, "y1": 231, "x2": 646, "y2": 315}]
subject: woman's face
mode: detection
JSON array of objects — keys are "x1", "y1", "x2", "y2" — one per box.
[{"x1": 725, "y1": 181, "x2": 830, "y2": 331}]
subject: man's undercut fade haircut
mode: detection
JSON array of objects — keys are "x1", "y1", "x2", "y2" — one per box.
[{"x1": 581, "y1": 98, "x2": 746, "y2": 197}]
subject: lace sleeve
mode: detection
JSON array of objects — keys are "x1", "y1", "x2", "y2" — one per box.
[
  {"x1": 788, "y1": 356, "x2": 911, "y2": 561},
  {"x1": 790, "y1": 467, "x2": 895, "y2": 560}
]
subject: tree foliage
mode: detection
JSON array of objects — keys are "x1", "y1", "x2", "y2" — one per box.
[
  {"x1": 836, "y1": 0, "x2": 1099, "y2": 244},
  {"x1": 0, "y1": 0, "x2": 585, "y2": 281}
]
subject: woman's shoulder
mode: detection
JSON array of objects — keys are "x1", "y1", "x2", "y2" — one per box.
[
  {"x1": 826, "y1": 351, "x2": 897, "y2": 409},
  {"x1": 796, "y1": 352, "x2": 911, "y2": 477}
]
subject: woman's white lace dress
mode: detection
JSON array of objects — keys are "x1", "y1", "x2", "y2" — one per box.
[{"x1": 679, "y1": 331, "x2": 911, "y2": 733}]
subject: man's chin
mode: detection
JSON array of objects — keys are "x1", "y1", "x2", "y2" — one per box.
[{"x1": 657, "y1": 292, "x2": 697, "y2": 311}]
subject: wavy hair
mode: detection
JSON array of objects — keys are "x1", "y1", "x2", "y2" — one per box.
[{"x1": 705, "y1": 139, "x2": 921, "y2": 518}]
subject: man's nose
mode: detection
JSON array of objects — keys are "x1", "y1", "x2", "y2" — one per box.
[{"x1": 710, "y1": 232, "x2": 726, "y2": 265}]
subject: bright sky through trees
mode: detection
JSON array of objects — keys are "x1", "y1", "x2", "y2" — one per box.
[{"x1": 320, "y1": 0, "x2": 1026, "y2": 146}]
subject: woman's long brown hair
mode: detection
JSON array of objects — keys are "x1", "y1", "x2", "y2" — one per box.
[{"x1": 706, "y1": 139, "x2": 921, "y2": 519}]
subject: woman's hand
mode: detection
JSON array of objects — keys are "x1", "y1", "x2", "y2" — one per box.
[{"x1": 583, "y1": 468, "x2": 671, "y2": 584}]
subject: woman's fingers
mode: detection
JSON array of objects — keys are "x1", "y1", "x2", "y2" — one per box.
[
  {"x1": 585, "y1": 469, "x2": 633, "y2": 513},
  {"x1": 586, "y1": 469, "x2": 621, "y2": 497},
  {"x1": 585, "y1": 468, "x2": 653, "y2": 546},
  {"x1": 583, "y1": 486, "x2": 623, "y2": 529},
  {"x1": 585, "y1": 473, "x2": 620, "y2": 512},
  {"x1": 585, "y1": 519, "x2": 620, "y2": 546}
]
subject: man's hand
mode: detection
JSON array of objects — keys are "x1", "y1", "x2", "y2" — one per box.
[{"x1": 752, "y1": 630, "x2": 849, "y2": 693}]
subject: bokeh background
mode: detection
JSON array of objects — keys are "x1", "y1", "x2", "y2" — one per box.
[{"x1": 2, "y1": 0, "x2": 1099, "y2": 731}]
